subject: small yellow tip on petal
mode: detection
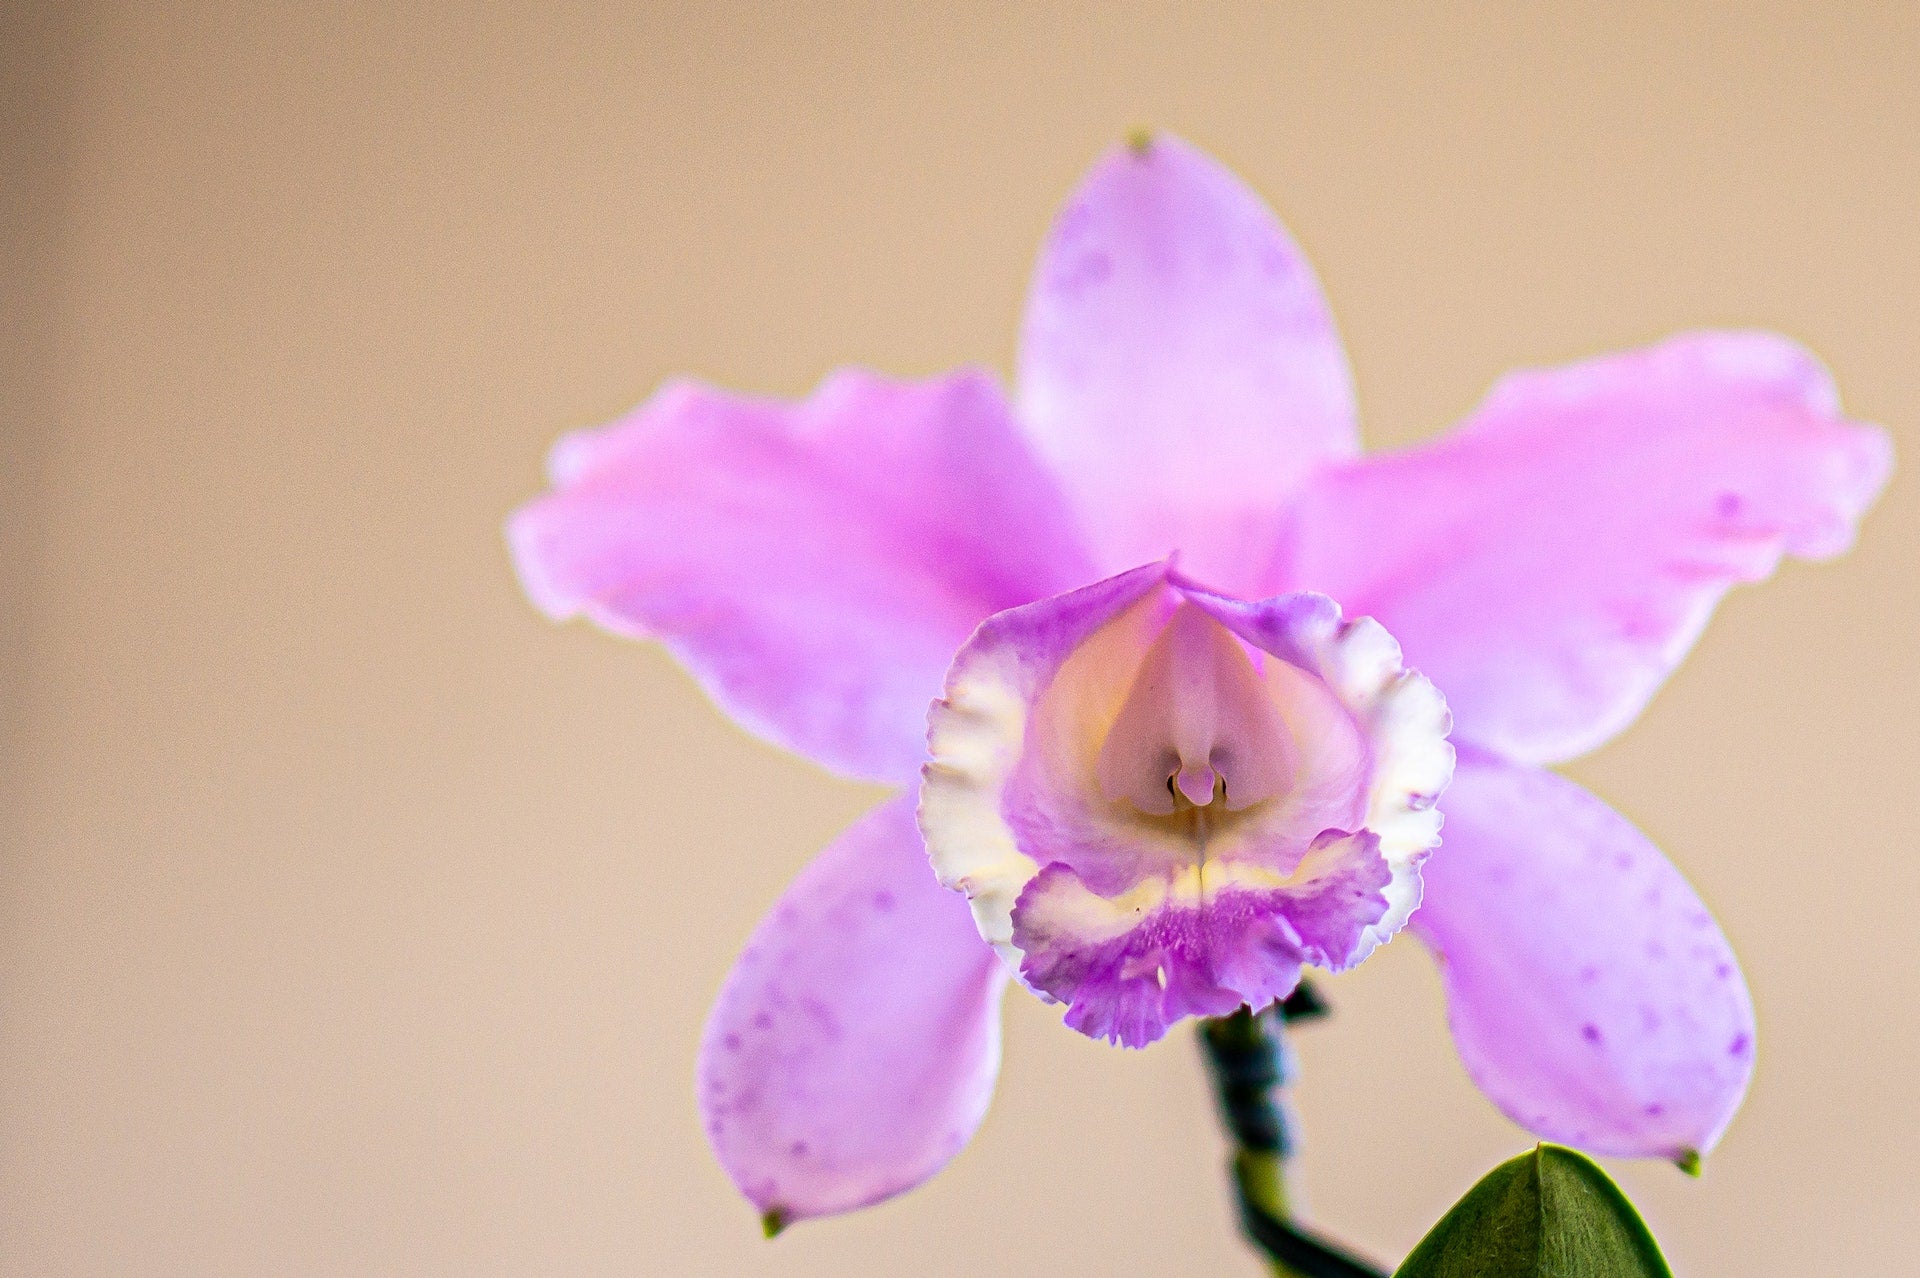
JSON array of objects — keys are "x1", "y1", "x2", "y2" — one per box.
[
  {"x1": 1126, "y1": 126, "x2": 1155, "y2": 156},
  {"x1": 1674, "y1": 1149, "x2": 1702, "y2": 1177},
  {"x1": 761, "y1": 1208, "x2": 789, "y2": 1238}
]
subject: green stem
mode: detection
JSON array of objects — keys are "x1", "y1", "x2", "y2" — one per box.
[{"x1": 1199, "y1": 985, "x2": 1389, "y2": 1278}]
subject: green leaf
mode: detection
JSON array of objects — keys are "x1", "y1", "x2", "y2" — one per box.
[{"x1": 1394, "y1": 1145, "x2": 1672, "y2": 1278}]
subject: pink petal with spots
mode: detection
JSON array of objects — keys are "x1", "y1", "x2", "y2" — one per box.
[
  {"x1": 1413, "y1": 757, "x2": 1755, "y2": 1161},
  {"x1": 697, "y1": 797, "x2": 1008, "y2": 1224}
]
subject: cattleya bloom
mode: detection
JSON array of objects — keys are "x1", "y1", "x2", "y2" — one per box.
[{"x1": 509, "y1": 135, "x2": 1890, "y2": 1227}]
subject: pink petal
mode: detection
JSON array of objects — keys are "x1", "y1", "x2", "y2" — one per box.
[
  {"x1": 1412, "y1": 757, "x2": 1755, "y2": 1161},
  {"x1": 1016, "y1": 133, "x2": 1357, "y2": 597},
  {"x1": 508, "y1": 368, "x2": 1093, "y2": 782},
  {"x1": 697, "y1": 796, "x2": 1009, "y2": 1225},
  {"x1": 1285, "y1": 331, "x2": 1893, "y2": 763}
]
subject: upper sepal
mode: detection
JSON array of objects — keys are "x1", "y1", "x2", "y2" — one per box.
[{"x1": 1017, "y1": 132, "x2": 1358, "y2": 596}]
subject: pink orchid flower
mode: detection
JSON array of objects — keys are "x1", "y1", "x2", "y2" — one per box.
[{"x1": 508, "y1": 134, "x2": 1891, "y2": 1228}]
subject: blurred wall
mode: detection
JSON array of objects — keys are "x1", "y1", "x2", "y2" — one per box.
[{"x1": 4, "y1": 4, "x2": 1916, "y2": 1274}]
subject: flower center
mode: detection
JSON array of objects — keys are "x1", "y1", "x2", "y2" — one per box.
[{"x1": 1094, "y1": 604, "x2": 1291, "y2": 817}]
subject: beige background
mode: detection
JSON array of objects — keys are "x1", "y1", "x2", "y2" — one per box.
[{"x1": 6, "y1": 3, "x2": 1916, "y2": 1274}]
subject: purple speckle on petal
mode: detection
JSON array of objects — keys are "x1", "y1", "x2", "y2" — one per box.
[
  {"x1": 1715, "y1": 490, "x2": 1745, "y2": 518},
  {"x1": 1053, "y1": 198, "x2": 1093, "y2": 243},
  {"x1": 1050, "y1": 250, "x2": 1113, "y2": 296},
  {"x1": 723, "y1": 1033, "x2": 742, "y2": 1052},
  {"x1": 1581, "y1": 1023, "x2": 1603, "y2": 1046},
  {"x1": 1645, "y1": 1103, "x2": 1666, "y2": 1117},
  {"x1": 752, "y1": 1011, "x2": 773, "y2": 1031},
  {"x1": 789, "y1": 1140, "x2": 809, "y2": 1158},
  {"x1": 1715, "y1": 962, "x2": 1734, "y2": 979},
  {"x1": 1729, "y1": 1033, "x2": 1752, "y2": 1058},
  {"x1": 1258, "y1": 239, "x2": 1298, "y2": 281},
  {"x1": 1577, "y1": 965, "x2": 1600, "y2": 984},
  {"x1": 872, "y1": 889, "x2": 896, "y2": 913}
]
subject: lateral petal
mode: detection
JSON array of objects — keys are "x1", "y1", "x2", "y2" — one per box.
[
  {"x1": 1285, "y1": 331, "x2": 1892, "y2": 763},
  {"x1": 510, "y1": 368, "x2": 1093, "y2": 781}
]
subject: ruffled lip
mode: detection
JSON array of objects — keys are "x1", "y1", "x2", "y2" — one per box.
[{"x1": 920, "y1": 562, "x2": 1453, "y2": 1045}]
